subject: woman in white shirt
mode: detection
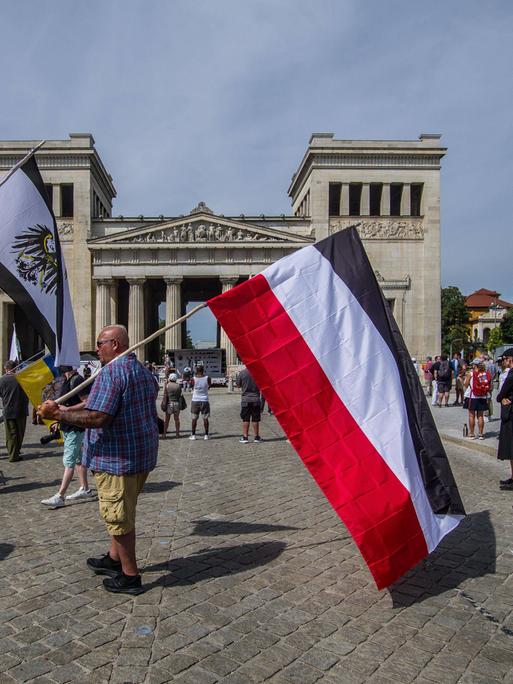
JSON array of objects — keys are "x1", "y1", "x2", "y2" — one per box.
[{"x1": 189, "y1": 365, "x2": 212, "y2": 440}]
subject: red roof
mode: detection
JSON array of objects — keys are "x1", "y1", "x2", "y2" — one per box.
[{"x1": 465, "y1": 288, "x2": 513, "y2": 309}]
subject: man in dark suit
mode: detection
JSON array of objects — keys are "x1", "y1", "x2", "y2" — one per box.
[
  {"x1": 497, "y1": 348, "x2": 513, "y2": 491},
  {"x1": 0, "y1": 361, "x2": 28, "y2": 462}
]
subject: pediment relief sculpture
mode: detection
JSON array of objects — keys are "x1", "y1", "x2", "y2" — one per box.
[
  {"x1": 331, "y1": 218, "x2": 424, "y2": 240},
  {"x1": 119, "y1": 221, "x2": 293, "y2": 245}
]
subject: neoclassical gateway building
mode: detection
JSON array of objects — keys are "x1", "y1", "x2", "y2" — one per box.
[{"x1": 0, "y1": 132, "x2": 445, "y2": 369}]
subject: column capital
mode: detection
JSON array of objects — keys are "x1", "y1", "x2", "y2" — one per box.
[
  {"x1": 126, "y1": 277, "x2": 146, "y2": 286},
  {"x1": 164, "y1": 277, "x2": 183, "y2": 286},
  {"x1": 94, "y1": 277, "x2": 114, "y2": 286},
  {"x1": 219, "y1": 276, "x2": 239, "y2": 286}
]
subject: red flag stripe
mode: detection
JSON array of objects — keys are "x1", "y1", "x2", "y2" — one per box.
[{"x1": 209, "y1": 274, "x2": 429, "y2": 589}]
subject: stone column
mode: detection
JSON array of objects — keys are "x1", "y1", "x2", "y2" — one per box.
[
  {"x1": 400, "y1": 183, "x2": 411, "y2": 216},
  {"x1": 53, "y1": 185, "x2": 62, "y2": 216},
  {"x1": 361, "y1": 184, "x2": 370, "y2": 216},
  {"x1": 95, "y1": 279, "x2": 112, "y2": 335},
  {"x1": 340, "y1": 183, "x2": 350, "y2": 216},
  {"x1": 164, "y1": 277, "x2": 183, "y2": 351},
  {"x1": 109, "y1": 281, "x2": 118, "y2": 324},
  {"x1": 219, "y1": 277, "x2": 238, "y2": 366},
  {"x1": 381, "y1": 183, "x2": 391, "y2": 215},
  {"x1": 127, "y1": 278, "x2": 145, "y2": 361}
]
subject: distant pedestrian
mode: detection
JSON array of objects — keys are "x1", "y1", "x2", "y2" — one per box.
[
  {"x1": 451, "y1": 353, "x2": 465, "y2": 405},
  {"x1": 496, "y1": 349, "x2": 513, "y2": 491},
  {"x1": 430, "y1": 355, "x2": 441, "y2": 405},
  {"x1": 434, "y1": 355, "x2": 452, "y2": 407},
  {"x1": 41, "y1": 366, "x2": 93, "y2": 508},
  {"x1": 189, "y1": 365, "x2": 211, "y2": 440},
  {"x1": 464, "y1": 359, "x2": 491, "y2": 440},
  {"x1": 162, "y1": 373, "x2": 183, "y2": 438},
  {"x1": 0, "y1": 360, "x2": 28, "y2": 462},
  {"x1": 236, "y1": 367, "x2": 263, "y2": 444},
  {"x1": 423, "y1": 356, "x2": 433, "y2": 397}
]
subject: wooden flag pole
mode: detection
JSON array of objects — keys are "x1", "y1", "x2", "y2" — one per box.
[
  {"x1": 0, "y1": 140, "x2": 46, "y2": 189},
  {"x1": 54, "y1": 302, "x2": 208, "y2": 405}
]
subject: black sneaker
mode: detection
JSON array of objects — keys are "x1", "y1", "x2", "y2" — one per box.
[
  {"x1": 87, "y1": 553, "x2": 122, "y2": 577},
  {"x1": 500, "y1": 482, "x2": 513, "y2": 491},
  {"x1": 253, "y1": 436, "x2": 263, "y2": 443},
  {"x1": 103, "y1": 573, "x2": 144, "y2": 595},
  {"x1": 239, "y1": 436, "x2": 249, "y2": 444},
  {"x1": 500, "y1": 478, "x2": 513, "y2": 486}
]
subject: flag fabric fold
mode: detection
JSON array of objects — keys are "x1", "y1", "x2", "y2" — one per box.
[
  {"x1": 208, "y1": 227, "x2": 465, "y2": 589},
  {"x1": 0, "y1": 155, "x2": 79, "y2": 366}
]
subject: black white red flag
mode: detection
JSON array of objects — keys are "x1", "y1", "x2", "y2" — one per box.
[
  {"x1": 208, "y1": 227, "x2": 465, "y2": 589},
  {"x1": 0, "y1": 155, "x2": 79, "y2": 366}
]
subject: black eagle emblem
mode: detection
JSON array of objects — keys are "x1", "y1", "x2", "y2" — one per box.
[{"x1": 12, "y1": 224, "x2": 58, "y2": 295}]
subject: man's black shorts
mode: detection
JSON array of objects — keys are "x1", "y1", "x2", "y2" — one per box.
[{"x1": 240, "y1": 402, "x2": 261, "y2": 422}]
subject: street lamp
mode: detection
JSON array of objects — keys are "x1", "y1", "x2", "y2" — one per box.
[{"x1": 449, "y1": 338, "x2": 463, "y2": 359}]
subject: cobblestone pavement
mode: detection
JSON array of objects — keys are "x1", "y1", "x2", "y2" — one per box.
[{"x1": 1, "y1": 390, "x2": 513, "y2": 683}]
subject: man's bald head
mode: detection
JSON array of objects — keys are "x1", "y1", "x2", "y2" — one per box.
[{"x1": 100, "y1": 325, "x2": 129, "y2": 351}]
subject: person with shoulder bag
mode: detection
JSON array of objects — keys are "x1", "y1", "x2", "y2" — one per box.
[
  {"x1": 162, "y1": 373, "x2": 184, "y2": 438},
  {"x1": 464, "y1": 359, "x2": 491, "y2": 440}
]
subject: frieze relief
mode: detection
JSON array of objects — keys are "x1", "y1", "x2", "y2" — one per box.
[
  {"x1": 122, "y1": 222, "x2": 283, "y2": 244},
  {"x1": 57, "y1": 221, "x2": 74, "y2": 241},
  {"x1": 330, "y1": 218, "x2": 424, "y2": 240}
]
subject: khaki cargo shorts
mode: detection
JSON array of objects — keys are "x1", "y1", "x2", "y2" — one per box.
[{"x1": 94, "y1": 471, "x2": 148, "y2": 536}]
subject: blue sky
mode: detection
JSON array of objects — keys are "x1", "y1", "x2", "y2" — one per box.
[{"x1": 2, "y1": 0, "x2": 512, "y2": 316}]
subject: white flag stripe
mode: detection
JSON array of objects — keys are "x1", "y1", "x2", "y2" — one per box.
[{"x1": 264, "y1": 245, "x2": 462, "y2": 552}]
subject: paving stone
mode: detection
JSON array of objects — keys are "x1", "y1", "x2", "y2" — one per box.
[
  {"x1": 3, "y1": 399, "x2": 513, "y2": 683},
  {"x1": 9, "y1": 658, "x2": 53, "y2": 682},
  {"x1": 300, "y1": 647, "x2": 339, "y2": 671}
]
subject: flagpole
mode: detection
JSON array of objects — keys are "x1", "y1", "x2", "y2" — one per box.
[
  {"x1": 54, "y1": 302, "x2": 208, "y2": 405},
  {"x1": 0, "y1": 140, "x2": 46, "y2": 189}
]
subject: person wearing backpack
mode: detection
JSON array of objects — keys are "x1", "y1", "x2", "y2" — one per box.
[
  {"x1": 434, "y1": 354, "x2": 453, "y2": 407},
  {"x1": 464, "y1": 359, "x2": 491, "y2": 440}
]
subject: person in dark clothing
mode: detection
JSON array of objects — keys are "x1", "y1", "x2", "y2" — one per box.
[
  {"x1": 497, "y1": 348, "x2": 513, "y2": 491},
  {"x1": 236, "y1": 367, "x2": 263, "y2": 444},
  {"x1": 0, "y1": 360, "x2": 28, "y2": 462}
]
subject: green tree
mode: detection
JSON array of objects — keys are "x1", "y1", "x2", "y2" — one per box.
[
  {"x1": 487, "y1": 326, "x2": 504, "y2": 352},
  {"x1": 500, "y1": 308, "x2": 513, "y2": 342},
  {"x1": 441, "y1": 286, "x2": 470, "y2": 351}
]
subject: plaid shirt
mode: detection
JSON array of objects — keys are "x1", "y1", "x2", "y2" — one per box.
[{"x1": 83, "y1": 353, "x2": 159, "y2": 475}]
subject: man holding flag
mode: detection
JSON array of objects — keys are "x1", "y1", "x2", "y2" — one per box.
[{"x1": 39, "y1": 325, "x2": 159, "y2": 596}]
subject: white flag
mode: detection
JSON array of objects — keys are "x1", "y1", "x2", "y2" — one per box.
[
  {"x1": 9, "y1": 323, "x2": 20, "y2": 362},
  {"x1": 0, "y1": 155, "x2": 79, "y2": 366}
]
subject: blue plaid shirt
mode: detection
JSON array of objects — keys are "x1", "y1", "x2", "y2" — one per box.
[{"x1": 83, "y1": 353, "x2": 159, "y2": 475}]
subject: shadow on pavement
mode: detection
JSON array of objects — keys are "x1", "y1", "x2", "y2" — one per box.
[
  {"x1": 389, "y1": 510, "x2": 495, "y2": 607},
  {"x1": 208, "y1": 434, "x2": 288, "y2": 443},
  {"x1": 0, "y1": 543, "x2": 15, "y2": 560},
  {"x1": 0, "y1": 478, "x2": 61, "y2": 494},
  {"x1": 191, "y1": 519, "x2": 298, "y2": 536},
  {"x1": 142, "y1": 541, "x2": 286, "y2": 589},
  {"x1": 143, "y1": 480, "x2": 181, "y2": 494}
]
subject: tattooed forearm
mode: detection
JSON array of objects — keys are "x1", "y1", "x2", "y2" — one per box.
[{"x1": 59, "y1": 409, "x2": 112, "y2": 429}]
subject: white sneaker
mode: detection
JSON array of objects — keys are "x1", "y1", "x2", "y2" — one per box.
[
  {"x1": 41, "y1": 493, "x2": 65, "y2": 508},
  {"x1": 204, "y1": 434, "x2": 209, "y2": 440},
  {"x1": 189, "y1": 434, "x2": 196, "y2": 440},
  {"x1": 65, "y1": 487, "x2": 93, "y2": 501}
]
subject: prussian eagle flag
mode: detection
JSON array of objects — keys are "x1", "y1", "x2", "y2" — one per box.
[
  {"x1": 0, "y1": 155, "x2": 79, "y2": 367},
  {"x1": 208, "y1": 227, "x2": 465, "y2": 589}
]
